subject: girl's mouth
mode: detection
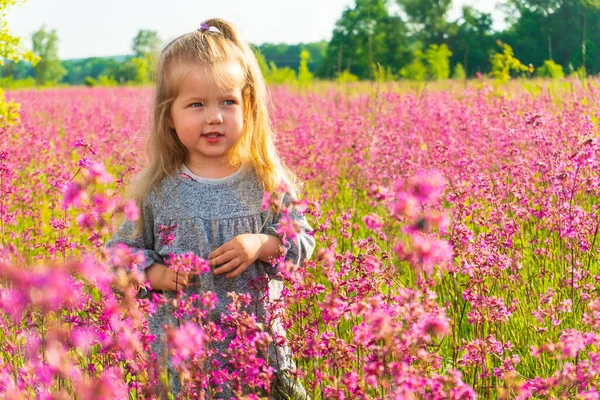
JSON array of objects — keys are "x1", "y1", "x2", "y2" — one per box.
[{"x1": 202, "y1": 133, "x2": 224, "y2": 142}]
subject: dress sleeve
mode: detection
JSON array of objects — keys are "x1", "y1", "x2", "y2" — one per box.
[
  {"x1": 105, "y1": 199, "x2": 162, "y2": 271},
  {"x1": 263, "y1": 193, "x2": 315, "y2": 267}
]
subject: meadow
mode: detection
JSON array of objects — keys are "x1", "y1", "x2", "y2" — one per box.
[{"x1": 0, "y1": 78, "x2": 599, "y2": 399}]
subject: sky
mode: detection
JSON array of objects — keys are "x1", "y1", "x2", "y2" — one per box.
[{"x1": 6, "y1": 0, "x2": 507, "y2": 60}]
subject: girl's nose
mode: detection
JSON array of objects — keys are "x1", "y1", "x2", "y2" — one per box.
[{"x1": 206, "y1": 107, "x2": 223, "y2": 125}]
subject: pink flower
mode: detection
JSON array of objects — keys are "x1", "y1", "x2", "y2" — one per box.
[
  {"x1": 0, "y1": 288, "x2": 27, "y2": 323},
  {"x1": 123, "y1": 200, "x2": 139, "y2": 221},
  {"x1": 62, "y1": 183, "x2": 83, "y2": 210},
  {"x1": 364, "y1": 213, "x2": 383, "y2": 232},
  {"x1": 157, "y1": 223, "x2": 178, "y2": 247},
  {"x1": 276, "y1": 215, "x2": 298, "y2": 242},
  {"x1": 417, "y1": 315, "x2": 449, "y2": 339},
  {"x1": 408, "y1": 170, "x2": 446, "y2": 205},
  {"x1": 76, "y1": 212, "x2": 95, "y2": 229},
  {"x1": 167, "y1": 322, "x2": 207, "y2": 365},
  {"x1": 261, "y1": 191, "x2": 271, "y2": 211},
  {"x1": 86, "y1": 162, "x2": 113, "y2": 183},
  {"x1": 71, "y1": 327, "x2": 98, "y2": 354},
  {"x1": 560, "y1": 330, "x2": 589, "y2": 358}
]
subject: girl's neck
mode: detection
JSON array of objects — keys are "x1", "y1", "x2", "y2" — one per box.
[{"x1": 184, "y1": 160, "x2": 242, "y2": 179}]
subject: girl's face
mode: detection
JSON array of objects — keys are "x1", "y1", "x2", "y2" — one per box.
[{"x1": 169, "y1": 61, "x2": 245, "y2": 170}]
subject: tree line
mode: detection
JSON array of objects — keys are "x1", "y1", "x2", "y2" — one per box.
[{"x1": 1, "y1": 0, "x2": 599, "y2": 86}]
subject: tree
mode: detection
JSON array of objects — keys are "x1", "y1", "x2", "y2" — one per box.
[
  {"x1": 259, "y1": 42, "x2": 327, "y2": 75},
  {"x1": 321, "y1": 0, "x2": 409, "y2": 79},
  {"x1": 446, "y1": 6, "x2": 496, "y2": 77},
  {"x1": 395, "y1": 0, "x2": 452, "y2": 45},
  {"x1": 132, "y1": 29, "x2": 161, "y2": 58},
  {"x1": 580, "y1": 0, "x2": 600, "y2": 73},
  {"x1": 131, "y1": 29, "x2": 161, "y2": 84},
  {"x1": 32, "y1": 26, "x2": 66, "y2": 85},
  {"x1": 500, "y1": 0, "x2": 600, "y2": 75},
  {"x1": 0, "y1": 0, "x2": 39, "y2": 128},
  {"x1": 0, "y1": 1, "x2": 38, "y2": 65}
]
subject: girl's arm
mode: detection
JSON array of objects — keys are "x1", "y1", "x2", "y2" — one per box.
[
  {"x1": 106, "y1": 197, "x2": 195, "y2": 291},
  {"x1": 256, "y1": 233, "x2": 285, "y2": 262},
  {"x1": 105, "y1": 199, "x2": 162, "y2": 272},
  {"x1": 263, "y1": 192, "x2": 316, "y2": 266}
]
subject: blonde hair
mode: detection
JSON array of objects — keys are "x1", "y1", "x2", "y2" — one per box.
[{"x1": 128, "y1": 18, "x2": 298, "y2": 233}]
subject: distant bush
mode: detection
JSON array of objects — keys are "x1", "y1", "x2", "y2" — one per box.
[
  {"x1": 490, "y1": 41, "x2": 531, "y2": 83},
  {"x1": 536, "y1": 60, "x2": 564, "y2": 79},
  {"x1": 336, "y1": 69, "x2": 359, "y2": 83},
  {"x1": 267, "y1": 61, "x2": 297, "y2": 85},
  {"x1": 84, "y1": 76, "x2": 96, "y2": 87},
  {"x1": 97, "y1": 75, "x2": 117, "y2": 87},
  {"x1": 374, "y1": 64, "x2": 395, "y2": 82},
  {"x1": 298, "y1": 50, "x2": 314, "y2": 89},
  {"x1": 452, "y1": 63, "x2": 466, "y2": 80},
  {"x1": 400, "y1": 51, "x2": 427, "y2": 81},
  {"x1": 0, "y1": 76, "x2": 36, "y2": 89},
  {"x1": 570, "y1": 65, "x2": 587, "y2": 79},
  {"x1": 424, "y1": 44, "x2": 452, "y2": 80}
]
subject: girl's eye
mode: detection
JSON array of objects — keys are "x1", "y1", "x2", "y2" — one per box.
[
  {"x1": 190, "y1": 102, "x2": 203, "y2": 108},
  {"x1": 223, "y1": 100, "x2": 235, "y2": 106}
]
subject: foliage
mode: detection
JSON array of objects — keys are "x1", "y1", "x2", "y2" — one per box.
[
  {"x1": 446, "y1": 5, "x2": 496, "y2": 77},
  {"x1": 132, "y1": 29, "x2": 161, "y2": 58},
  {"x1": 570, "y1": 65, "x2": 588, "y2": 78},
  {"x1": 254, "y1": 48, "x2": 271, "y2": 79},
  {"x1": 97, "y1": 74, "x2": 117, "y2": 86},
  {"x1": 321, "y1": 0, "x2": 410, "y2": 79},
  {"x1": 536, "y1": 59, "x2": 565, "y2": 79},
  {"x1": 399, "y1": 51, "x2": 427, "y2": 81},
  {"x1": 373, "y1": 63, "x2": 395, "y2": 82},
  {"x1": 131, "y1": 56, "x2": 153, "y2": 84},
  {"x1": 4, "y1": 0, "x2": 600, "y2": 85},
  {"x1": 61, "y1": 56, "x2": 125, "y2": 85},
  {"x1": 258, "y1": 41, "x2": 327, "y2": 75},
  {"x1": 490, "y1": 41, "x2": 531, "y2": 83},
  {"x1": 336, "y1": 69, "x2": 359, "y2": 83},
  {"x1": 0, "y1": 0, "x2": 39, "y2": 128},
  {"x1": 130, "y1": 30, "x2": 161, "y2": 84},
  {"x1": 0, "y1": 0, "x2": 39, "y2": 65},
  {"x1": 452, "y1": 62, "x2": 466, "y2": 79},
  {"x1": 84, "y1": 76, "x2": 96, "y2": 87},
  {"x1": 395, "y1": 0, "x2": 452, "y2": 45},
  {"x1": 32, "y1": 26, "x2": 66, "y2": 85},
  {"x1": 424, "y1": 43, "x2": 452, "y2": 80},
  {"x1": 297, "y1": 50, "x2": 314, "y2": 88},
  {"x1": 107, "y1": 58, "x2": 140, "y2": 84},
  {"x1": 501, "y1": 0, "x2": 600, "y2": 75},
  {"x1": 0, "y1": 87, "x2": 18, "y2": 126},
  {"x1": 266, "y1": 61, "x2": 297, "y2": 85},
  {"x1": 0, "y1": 75, "x2": 34, "y2": 88}
]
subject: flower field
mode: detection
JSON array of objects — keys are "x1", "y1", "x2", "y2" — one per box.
[{"x1": 1, "y1": 79, "x2": 599, "y2": 399}]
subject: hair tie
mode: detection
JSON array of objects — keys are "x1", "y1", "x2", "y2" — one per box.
[{"x1": 198, "y1": 22, "x2": 221, "y2": 33}]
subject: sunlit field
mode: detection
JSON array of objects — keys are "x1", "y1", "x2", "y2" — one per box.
[{"x1": 1, "y1": 78, "x2": 599, "y2": 399}]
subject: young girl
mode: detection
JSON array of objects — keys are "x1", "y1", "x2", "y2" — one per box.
[{"x1": 107, "y1": 18, "x2": 314, "y2": 399}]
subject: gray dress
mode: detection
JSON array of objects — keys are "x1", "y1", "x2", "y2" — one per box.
[{"x1": 106, "y1": 165, "x2": 315, "y2": 397}]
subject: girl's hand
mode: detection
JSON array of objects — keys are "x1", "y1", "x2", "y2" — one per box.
[
  {"x1": 209, "y1": 234, "x2": 264, "y2": 278},
  {"x1": 145, "y1": 262, "x2": 193, "y2": 292}
]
